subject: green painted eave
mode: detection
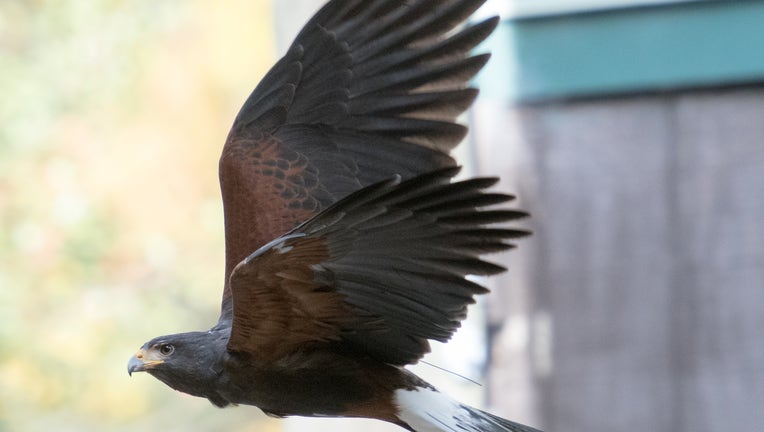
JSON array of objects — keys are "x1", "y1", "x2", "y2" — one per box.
[{"x1": 477, "y1": 0, "x2": 764, "y2": 102}]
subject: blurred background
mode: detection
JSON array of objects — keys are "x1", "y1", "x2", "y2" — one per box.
[{"x1": 1, "y1": 0, "x2": 763, "y2": 431}]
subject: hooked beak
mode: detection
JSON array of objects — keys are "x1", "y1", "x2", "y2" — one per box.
[{"x1": 127, "y1": 348, "x2": 164, "y2": 376}]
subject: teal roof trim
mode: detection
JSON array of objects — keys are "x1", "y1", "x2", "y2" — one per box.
[{"x1": 476, "y1": 1, "x2": 764, "y2": 102}]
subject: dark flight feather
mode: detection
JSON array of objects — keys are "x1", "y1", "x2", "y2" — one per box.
[
  {"x1": 227, "y1": 167, "x2": 530, "y2": 366},
  {"x1": 218, "y1": 0, "x2": 500, "y2": 321}
]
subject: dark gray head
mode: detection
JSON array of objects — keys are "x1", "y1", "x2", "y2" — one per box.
[{"x1": 128, "y1": 330, "x2": 231, "y2": 406}]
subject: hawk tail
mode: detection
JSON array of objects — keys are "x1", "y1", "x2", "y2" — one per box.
[{"x1": 394, "y1": 385, "x2": 543, "y2": 432}]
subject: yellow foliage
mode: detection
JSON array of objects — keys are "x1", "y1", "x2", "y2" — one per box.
[{"x1": 0, "y1": 0, "x2": 282, "y2": 430}]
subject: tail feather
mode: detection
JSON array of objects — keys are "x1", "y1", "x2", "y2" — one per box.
[
  {"x1": 464, "y1": 407, "x2": 544, "y2": 432},
  {"x1": 395, "y1": 386, "x2": 543, "y2": 432}
]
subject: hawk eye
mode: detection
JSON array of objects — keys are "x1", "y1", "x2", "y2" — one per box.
[{"x1": 158, "y1": 344, "x2": 175, "y2": 356}]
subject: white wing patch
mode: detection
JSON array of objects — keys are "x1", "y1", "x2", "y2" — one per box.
[{"x1": 243, "y1": 233, "x2": 305, "y2": 263}]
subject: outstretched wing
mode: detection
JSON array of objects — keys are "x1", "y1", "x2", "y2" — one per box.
[
  {"x1": 226, "y1": 167, "x2": 530, "y2": 366},
  {"x1": 218, "y1": 0, "x2": 500, "y2": 320}
]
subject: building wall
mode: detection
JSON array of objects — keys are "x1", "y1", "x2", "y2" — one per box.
[{"x1": 474, "y1": 87, "x2": 764, "y2": 431}]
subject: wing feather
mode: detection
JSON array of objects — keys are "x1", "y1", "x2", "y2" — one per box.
[
  {"x1": 218, "y1": 0, "x2": 499, "y2": 321},
  {"x1": 226, "y1": 168, "x2": 530, "y2": 366}
]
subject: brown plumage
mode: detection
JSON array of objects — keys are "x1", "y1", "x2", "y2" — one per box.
[
  {"x1": 217, "y1": 0, "x2": 498, "y2": 319},
  {"x1": 128, "y1": 1, "x2": 541, "y2": 431}
]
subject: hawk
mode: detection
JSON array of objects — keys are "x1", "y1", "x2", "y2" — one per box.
[{"x1": 128, "y1": 1, "x2": 539, "y2": 431}]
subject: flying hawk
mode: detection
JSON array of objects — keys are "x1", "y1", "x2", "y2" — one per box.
[{"x1": 128, "y1": 1, "x2": 540, "y2": 431}]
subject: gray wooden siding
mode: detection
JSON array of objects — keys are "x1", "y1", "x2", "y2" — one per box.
[{"x1": 473, "y1": 87, "x2": 764, "y2": 431}]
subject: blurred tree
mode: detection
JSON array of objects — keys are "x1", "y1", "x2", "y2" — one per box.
[{"x1": 0, "y1": 1, "x2": 282, "y2": 430}]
